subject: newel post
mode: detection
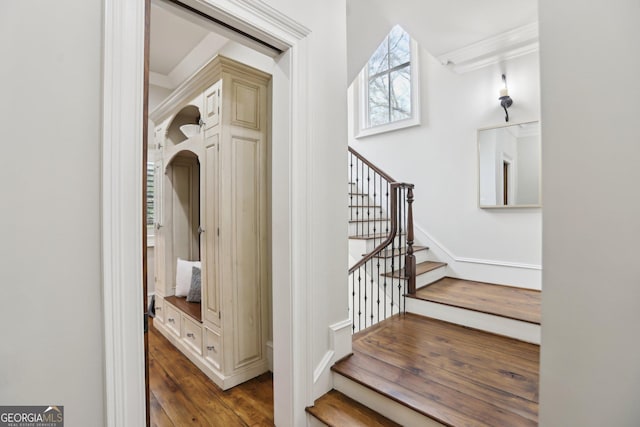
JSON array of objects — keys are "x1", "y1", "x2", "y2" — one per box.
[{"x1": 405, "y1": 186, "x2": 416, "y2": 294}]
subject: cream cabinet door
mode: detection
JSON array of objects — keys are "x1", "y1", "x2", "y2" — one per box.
[
  {"x1": 153, "y1": 161, "x2": 165, "y2": 295},
  {"x1": 229, "y1": 135, "x2": 264, "y2": 371},
  {"x1": 204, "y1": 81, "x2": 221, "y2": 130},
  {"x1": 204, "y1": 133, "x2": 221, "y2": 327}
]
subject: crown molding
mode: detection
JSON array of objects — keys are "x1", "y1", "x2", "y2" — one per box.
[
  {"x1": 437, "y1": 22, "x2": 539, "y2": 74},
  {"x1": 149, "y1": 71, "x2": 174, "y2": 89}
]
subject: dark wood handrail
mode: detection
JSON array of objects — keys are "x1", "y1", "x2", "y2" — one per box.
[
  {"x1": 348, "y1": 182, "x2": 414, "y2": 274},
  {"x1": 348, "y1": 145, "x2": 415, "y2": 275},
  {"x1": 348, "y1": 146, "x2": 417, "y2": 332},
  {"x1": 348, "y1": 146, "x2": 395, "y2": 183}
]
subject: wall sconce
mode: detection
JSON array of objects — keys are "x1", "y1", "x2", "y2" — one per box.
[{"x1": 499, "y1": 74, "x2": 513, "y2": 122}]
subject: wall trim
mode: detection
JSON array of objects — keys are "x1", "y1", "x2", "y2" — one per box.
[
  {"x1": 437, "y1": 22, "x2": 539, "y2": 74},
  {"x1": 415, "y1": 224, "x2": 541, "y2": 270},
  {"x1": 414, "y1": 224, "x2": 541, "y2": 289},
  {"x1": 312, "y1": 318, "x2": 353, "y2": 400},
  {"x1": 313, "y1": 350, "x2": 335, "y2": 384},
  {"x1": 102, "y1": 1, "x2": 311, "y2": 427},
  {"x1": 102, "y1": 0, "x2": 147, "y2": 426}
]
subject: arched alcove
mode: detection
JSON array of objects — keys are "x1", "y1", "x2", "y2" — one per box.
[
  {"x1": 166, "y1": 105, "x2": 202, "y2": 146},
  {"x1": 164, "y1": 150, "x2": 201, "y2": 296}
]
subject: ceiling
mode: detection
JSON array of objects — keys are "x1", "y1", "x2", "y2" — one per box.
[
  {"x1": 149, "y1": 1, "x2": 229, "y2": 86},
  {"x1": 150, "y1": 0, "x2": 538, "y2": 86},
  {"x1": 347, "y1": 0, "x2": 538, "y2": 81}
]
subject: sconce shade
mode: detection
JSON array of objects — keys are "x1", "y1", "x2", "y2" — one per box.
[{"x1": 499, "y1": 74, "x2": 513, "y2": 122}]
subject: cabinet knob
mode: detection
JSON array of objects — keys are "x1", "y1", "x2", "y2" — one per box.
[
  {"x1": 168, "y1": 318, "x2": 175, "y2": 323},
  {"x1": 207, "y1": 345, "x2": 216, "y2": 351},
  {"x1": 156, "y1": 307, "x2": 162, "y2": 311},
  {"x1": 186, "y1": 333, "x2": 195, "y2": 338}
]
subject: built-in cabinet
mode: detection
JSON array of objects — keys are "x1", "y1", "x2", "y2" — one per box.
[{"x1": 150, "y1": 56, "x2": 270, "y2": 390}]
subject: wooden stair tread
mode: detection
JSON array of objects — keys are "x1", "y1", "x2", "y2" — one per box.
[
  {"x1": 382, "y1": 261, "x2": 446, "y2": 278},
  {"x1": 372, "y1": 245, "x2": 429, "y2": 258},
  {"x1": 306, "y1": 390, "x2": 401, "y2": 427},
  {"x1": 333, "y1": 314, "x2": 539, "y2": 427},
  {"x1": 349, "y1": 232, "x2": 404, "y2": 240},
  {"x1": 349, "y1": 217, "x2": 390, "y2": 223},
  {"x1": 410, "y1": 277, "x2": 541, "y2": 324}
]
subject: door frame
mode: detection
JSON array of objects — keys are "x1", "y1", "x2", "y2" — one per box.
[{"x1": 102, "y1": 1, "x2": 311, "y2": 425}]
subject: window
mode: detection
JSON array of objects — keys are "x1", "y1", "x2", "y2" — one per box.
[
  {"x1": 355, "y1": 26, "x2": 420, "y2": 138},
  {"x1": 146, "y1": 161, "x2": 155, "y2": 241}
]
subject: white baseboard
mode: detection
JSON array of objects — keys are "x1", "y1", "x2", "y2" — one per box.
[{"x1": 266, "y1": 340, "x2": 273, "y2": 372}]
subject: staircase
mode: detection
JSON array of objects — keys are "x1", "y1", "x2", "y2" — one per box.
[{"x1": 306, "y1": 148, "x2": 541, "y2": 426}]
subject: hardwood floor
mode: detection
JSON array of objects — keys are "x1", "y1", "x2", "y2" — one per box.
[
  {"x1": 332, "y1": 313, "x2": 540, "y2": 426},
  {"x1": 412, "y1": 277, "x2": 541, "y2": 324},
  {"x1": 148, "y1": 319, "x2": 274, "y2": 426}
]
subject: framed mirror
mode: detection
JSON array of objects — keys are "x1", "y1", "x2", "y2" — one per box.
[{"x1": 478, "y1": 120, "x2": 541, "y2": 208}]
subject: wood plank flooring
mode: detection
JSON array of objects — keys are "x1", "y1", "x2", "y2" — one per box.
[
  {"x1": 411, "y1": 277, "x2": 541, "y2": 324},
  {"x1": 332, "y1": 313, "x2": 540, "y2": 427},
  {"x1": 148, "y1": 319, "x2": 274, "y2": 426},
  {"x1": 306, "y1": 390, "x2": 401, "y2": 427}
]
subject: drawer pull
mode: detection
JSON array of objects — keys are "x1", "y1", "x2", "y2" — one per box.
[
  {"x1": 207, "y1": 345, "x2": 216, "y2": 352},
  {"x1": 156, "y1": 307, "x2": 162, "y2": 310},
  {"x1": 168, "y1": 318, "x2": 175, "y2": 323},
  {"x1": 186, "y1": 333, "x2": 195, "y2": 338}
]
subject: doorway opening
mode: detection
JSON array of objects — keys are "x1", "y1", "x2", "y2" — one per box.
[{"x1": 145, "y1": 1, "x2": 276, "y2": 424}]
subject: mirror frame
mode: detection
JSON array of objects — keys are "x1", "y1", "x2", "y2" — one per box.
[{"x1": 477, "y1": 120, "x2": 542, "y2": 209}]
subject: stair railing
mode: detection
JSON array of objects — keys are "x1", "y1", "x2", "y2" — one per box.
[{"x1": 348, "y1": 147, "x2": 416, "y2": 333}]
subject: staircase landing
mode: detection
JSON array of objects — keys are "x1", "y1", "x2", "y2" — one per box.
[
  {"x1": 411, "y1": 277, "x2": 541, "y2": 324},
  {"x1": 332, "y1": 314, "x2": 539, "y2": 426}
]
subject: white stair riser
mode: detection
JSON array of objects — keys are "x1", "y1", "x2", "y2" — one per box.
[
  {"x1": 348, "y1": 206, "x2": 384, "y2": 218},
  {"x1": 348, "y1": 219, "x2": 391, "y2": 235},
  {"x1": 360, "y1": 235, "x2": 405, "y2": 253},
  {"x1": 348, "y1": 196, "x2": 388, "y2": 206},
  {"x1": 348, "y1": 235, "x2": 405, "y2": 253},
  {"x1": 405, "y1": 298, "x2": 541, "y2": 344},
  {"x1": 374, "y1": 250, "x2": 431, "y2": 271},
  {"x1": 333, "y1": 374, "x2": 446, "y2": 427},
  {"x1": 416, "y1": 266, "x2": 448, "y2": 288},
  {"x1": 348, "y1": 239, "x2": 368, "y2": 264},
  {"x1": 307, "y1": 415, "x2": 327, "y2": 427}
]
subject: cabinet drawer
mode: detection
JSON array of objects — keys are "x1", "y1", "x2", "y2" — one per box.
[
  {"x1": 204, "y1": 328, "x2": 222, "y2": 370},
  {"x1": 182, "y1": 315, "x2": 203, "y2": 356},
  {"x1": 164, "y1": 304, "x2": 181, "y2": 337},
  {"x1": 154, "y1": 296, "x2": 165, "y2": 324}
]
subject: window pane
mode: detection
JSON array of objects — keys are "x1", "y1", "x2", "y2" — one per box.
[
  {"x1": 389, "y1": 26, "x2": 410, "y2": 68},
  {"x1": 390, "y1": 66, "x2": 411, "y2": 121},
  {"x1": 146, "y1": 162, "x2": 155, "y2": 226},
  {"x1": 368, "y1": 36, "x2": 389, "y2": 76},
  {"x1": 368, "y1": 74, "x2": 389, "y2": 126}
]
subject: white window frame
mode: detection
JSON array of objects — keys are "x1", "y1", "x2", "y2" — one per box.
[{"x1": 355, "y1": 32, "x2": 420, "y2": 139}]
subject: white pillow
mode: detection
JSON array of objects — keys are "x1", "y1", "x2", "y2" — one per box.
[{"x1": 175, "y1": 258, "x2": 201, "y2": 297}]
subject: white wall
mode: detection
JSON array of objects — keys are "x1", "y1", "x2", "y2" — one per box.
[
  {"x1": 0, "y1": 1, "x2": 105, "y2": 425},
  {"x1": 262, "y1": 0, "x2": 349, "y2": 424},
  {"x1": 349, "y1": 47, "x2": 542, "y2": 285},
  {"x1": 539, "y1": 0, "x2": 640, "y2": 425}
]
